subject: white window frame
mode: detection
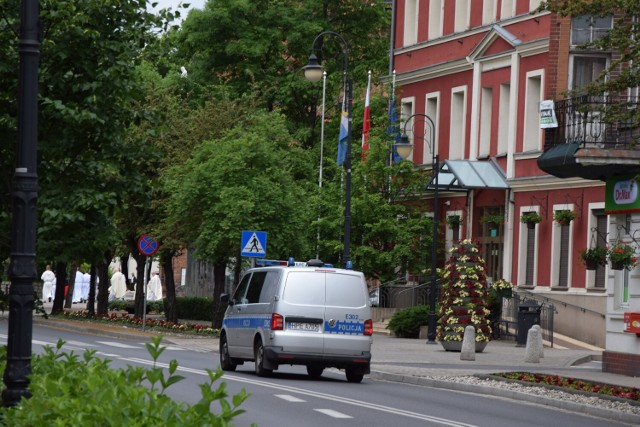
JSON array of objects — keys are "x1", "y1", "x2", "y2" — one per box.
[
  {"x1": 454, "y1": 0, "x2": 470, "y2": 33},
  {"x1": 529, "y1": 0, "x2": 542, "y2": 12},
  {"x1": 428, "y1": 0, "x2": 444, "y2": 40},
  {"x1": 425, "y1": 92, "x2": 440, "y2": 166},
  {"x1": 449, "y1": 86, "x2": 467, "y2": 160},
  {"x1": 497, "y1": 83, "x2": 510, "y2": 155},
  {"x1": 500, "y1": 0, "x2": 514, "y2": 20},
  {"x1": 482, "y1": 0, "x2": 496, "y2": 26},
  {"x1": 568, "y1": 54, "x2": 609, "y2": 90},
  {"x1": 479, "y1": 87, "x2": 493, "y2": 158},
  {"x1": 522, "y1": 70, "x2": 544, "y2": 152},
  {"x1": 400, "y1": 97, "x2": 416, "y2": 162},
  {"x1": 584, "y1": 202, "x2": 606, "y2": 290},
  {"x1": 571, "y1": 15, "x2": 613, "y2": 47},
  {"x1": 517, "y1": 206, "x2": 540, "y2": 287},
  {"x1": 551, "y1": 204, "x2": 575, "y2": 289},
  {"x1": 403, "y1": 0, "x2": 419, "y2": 47}
]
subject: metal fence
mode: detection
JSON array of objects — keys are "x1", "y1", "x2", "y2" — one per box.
[
  {"x1": 374, "y1": 277, "x2": 442, "y2": 310},
  {"x1": 501, "y1": 294, "x2": 556, "y2": 347}
]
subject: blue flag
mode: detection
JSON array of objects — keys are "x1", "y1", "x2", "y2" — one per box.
[
  {"x1": 388, "y1": 100, "x2": 402, "y2": 164},
  {"x1": 337, "y1": 100, "x2": 348, "y2": 166}
]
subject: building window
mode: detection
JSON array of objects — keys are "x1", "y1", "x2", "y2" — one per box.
[
  {"x1": 497, "y1": 83, "x2": 510, "y2": 155},
  {"x1": 449, "y1": 86, "x2": 467, "y2": 160},
  {"x1": 454, "y1": 0, "x2": 469, "y2": 33},
  {"x1": 479, "y1": 87, "x2": 492, "y2": 157},
  {"x1": 571, "y1": 15, "x2": 612, "y2": 46},
  {"x1": 523, "y1": 72, "x2": 543, "y2": 152},
  {"x1": 500, "y1": 0, "x2": 514, "y2": 20},
  {"x1": 551, "y1": 205, "x2": 574, "y2": 289},
  {"x1": 428, "y1": 0, "x2": 443, "y2": 40},
  {"x1": 403, "y1": 0, "x2": 418, "y2": 47},
  {"x1": 425, "y1": 93, "x2": 440, "y2": 165},
  {"x1": 571, "y1": 55, "x2": 608, "y2": 90},
  {"x1": 400, "y1": 97, "x2": 415, "y2": 162},
  {"x1": 529, "y1": 0, "x2": 542, "y2": 12},
  {"x1": 518, "y1": 207, "x2": 539, "y2": 288},
  {"x1": 482, "y1": 0, "x2": 496, "y2": 25}
]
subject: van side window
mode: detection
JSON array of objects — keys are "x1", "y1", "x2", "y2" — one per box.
[
  {"x1": 245, "y1": 271, "x2": 267, "y2": 304},
  {"x1": 258, "y1": 271, "x2": 280, "y2": 303},
  {"x1": 233, "y1": 274, "x2": 251, "y2": 304}
]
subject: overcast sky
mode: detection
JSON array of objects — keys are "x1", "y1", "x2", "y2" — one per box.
[{"x1": 148, "y1": 0, "x2": 207, "y2": 21}]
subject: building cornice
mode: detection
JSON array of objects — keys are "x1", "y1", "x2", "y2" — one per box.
[{"x1": 507, "y1": 175, "x2": 604, "y2": 191}]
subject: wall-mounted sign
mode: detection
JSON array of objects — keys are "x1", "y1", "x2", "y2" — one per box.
[
  {"x1": 539, "y1": 100, "x2": 558, "y2": 129},
  {"x1": 605, "y1": 175, "x2": 640, "y2": 214}
]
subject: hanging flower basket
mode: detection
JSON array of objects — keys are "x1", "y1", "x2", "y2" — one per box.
[
  {"x1": 481, "y1": 214, "x2": 503, "y2": 231},
  {"x1": 553, "y1": 209, "x2": 575, "y2": 226},
  {"x1": 520, "y1": 212, "x2": 543, "y2": 229},
  {"x1": 609, "y1": 242, "x2": 637, "y2": 271},
  {"x1": 447, "y1": 215, "x2": 463, "y2": 229},
  {"x1": 580, "y1": 246, "x2": 608, "y2": 270}
]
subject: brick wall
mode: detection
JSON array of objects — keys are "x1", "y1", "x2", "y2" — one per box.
[{"x1": 602, "y1": 350, "x2": 640, "y2": 377}]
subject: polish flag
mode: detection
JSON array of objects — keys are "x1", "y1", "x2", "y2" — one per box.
[{"x1": 361, "y1": 71, "x2": 371, "y2": 161}]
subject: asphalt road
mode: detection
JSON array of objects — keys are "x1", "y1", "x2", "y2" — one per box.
[{"x1": 0, "y1": 322, "x2": 631, "y2": 427}]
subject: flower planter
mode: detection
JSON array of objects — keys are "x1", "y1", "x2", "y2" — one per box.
[
  {"x1": 525, "y1": 221, "x2": 536, "y2": 230},
  {"x1": 585, "y1": 259, "x2": 599, "y2": 271},
  {"x1": 440, "y1": 340, "x2": 488, "y2": 352},
  {"x1": 611, "y1": 260, "x2": 625, "y2": 271}
]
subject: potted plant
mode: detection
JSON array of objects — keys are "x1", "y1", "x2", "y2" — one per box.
[
  {"x1": 447, "y1": 215, "x2": 463, "y2": 228},
  {"x1": 437, "y1": 239, "x2": 491, "y2": 352},
  {"x1": 481, "y1": 214, "x2": 503, "y2": 230},
  {"x1": 580, "y1": 246, "x2": 608, "y2": 270},
  {"x1": 553, "y1": 209, "x2": 575, "y2": 225},
  {"x1": 520, "y1": 211, "x2": 543, "y2": 229},
  {"x1": 609, "y1": 242, "x2": 638, "y2": 270}
]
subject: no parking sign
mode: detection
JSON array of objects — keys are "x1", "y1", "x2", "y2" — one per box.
[{"x1": 137, "y1": 234, "x2": 159, "y2": 257}]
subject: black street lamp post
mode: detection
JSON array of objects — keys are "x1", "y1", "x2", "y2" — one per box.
[
  {"x1": 304, "y1": 31, "x2": 353, "y2": 268},
  {"x1": 400, "y1": 114, "x2": 438, "y2": 344},
  {"x1": 3, "y1": 0, "x2": 40, "y2": 407}
]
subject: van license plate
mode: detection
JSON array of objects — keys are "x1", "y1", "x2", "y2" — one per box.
[{"x1": 288, "y1": 322, "x2": 320, "y2": 332}]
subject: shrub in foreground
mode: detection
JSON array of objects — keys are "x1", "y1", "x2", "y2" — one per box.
[{"x1": 0, "y1": 336, "x2": 252, "y2": 426}]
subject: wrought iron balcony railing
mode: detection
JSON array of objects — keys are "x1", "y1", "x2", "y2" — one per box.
[{"x1": 543, "y1": 95, "x2": 640, "y2": 150}]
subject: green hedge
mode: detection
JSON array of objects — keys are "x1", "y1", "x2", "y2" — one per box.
[
  {"x1": 174, "y1": 297, "x2": 214, "y2": 322},
  {"x1": 386, "y1": 305, "x2": 430, "y2": 338}
]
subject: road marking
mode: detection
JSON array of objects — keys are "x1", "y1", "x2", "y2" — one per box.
[
  {"x1": 315, "y1": 409, "x2": 352, "y2": 419},
  {"x1": 96, "y1": 341, "x2": 140, "y2": 349},
  {"x1": 275, "y1": 394, "x2": 306, "y2": 403},
  {"x1": 118, "y1": 357, "x2": 478, "y2": 427},
  {"x1": 66, "y1": 340, "x2": 96, "y2": 347}
]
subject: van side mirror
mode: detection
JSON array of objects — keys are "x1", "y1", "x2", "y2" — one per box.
[{"x1": 221, "y1": 293, "x2": 232, "y2": 306}]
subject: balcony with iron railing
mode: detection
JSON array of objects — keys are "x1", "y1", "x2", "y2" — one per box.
[{"x1": 538, "y1": 95, "x2": 640, "y2": 181}]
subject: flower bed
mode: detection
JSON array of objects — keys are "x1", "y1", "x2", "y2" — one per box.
[
  {"x1": 56, "y1": 310, "x2": 219, "y2": 336},
  {"x1": 490, "y1": 372, "x2": 639, "y2": 402}
]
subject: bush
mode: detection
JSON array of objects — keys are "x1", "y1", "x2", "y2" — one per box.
[
  {"x1": 175, "y1": 297, "x2": 214, "y2": 322},
  {"x1": 386, "y1": 305, "x2": 430, "y2": 338},
  {"x1": 0, "y1": 336, "x2": 251, "y2": 426}
]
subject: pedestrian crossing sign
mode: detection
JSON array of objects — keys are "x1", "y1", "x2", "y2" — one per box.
[{"x1": 241, "y1": 231, "x2": 267, "y2": 257}]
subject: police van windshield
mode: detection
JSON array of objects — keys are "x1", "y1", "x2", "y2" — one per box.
[{"x1": 283, "y1": 272, "x2": 366, "y2": 308}]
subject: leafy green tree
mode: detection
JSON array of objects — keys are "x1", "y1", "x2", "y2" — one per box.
[{"x1": 164, "y1": 110, "x2": 315, "y2": 327}]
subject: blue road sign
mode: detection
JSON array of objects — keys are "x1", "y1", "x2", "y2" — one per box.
[
  {"x1": 138, "y1": 234, "x2": 159, "y2": 257},
  {"x1": 241, "y1": 231, "x2": 267, "y2": 258}
]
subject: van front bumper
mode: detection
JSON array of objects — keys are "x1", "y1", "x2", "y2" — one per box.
[{"x1": 265, "y1": 347, "x2": 371, "y2": 372}]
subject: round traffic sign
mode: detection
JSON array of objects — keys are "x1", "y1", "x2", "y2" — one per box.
[{"x1": 137, "y1": 234, "x2": 159, "y2": 257}]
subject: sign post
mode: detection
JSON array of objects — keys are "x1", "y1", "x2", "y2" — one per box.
[{"x1": 137, "y1": 234, "x2": 159, "y2": 331}]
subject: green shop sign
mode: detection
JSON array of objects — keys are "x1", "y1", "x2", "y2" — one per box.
[{"x1": 605, "y1": 175, "x2": 640, "y2": 214}]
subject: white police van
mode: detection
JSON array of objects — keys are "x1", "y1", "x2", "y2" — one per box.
[{"x1": 219, "y1": 259, "x2": 372, "y2": 383}]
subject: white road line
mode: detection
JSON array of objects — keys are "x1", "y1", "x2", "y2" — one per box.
[
  {"x1": 275, "y1": 394, "x2": 306, "y2": 403},
  {"x1": 96, "y1": 341, "x2": 141, "y2": 349},
  {"x1": 66, "y1": 340, "x2": 97, "y2": 347},
  {"x1": 117, "y1": 357, "x2": 478, "y2": 427},
  {"x1": 314, "y1": 409, "x2": 352, "y2": 419}
]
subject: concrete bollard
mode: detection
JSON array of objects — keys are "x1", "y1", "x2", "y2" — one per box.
[
  {"x1": 532, "y1": 325, "x2": 544, "y2": 359},
  {"x1": 460, "y1": 325, "x2": 476, "y2": 361},
  {"x1": 525, "y1": 326, "x2": 542, "y2": 363}
]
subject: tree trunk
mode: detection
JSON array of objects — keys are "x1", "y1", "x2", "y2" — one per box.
[
  {"x1": 51, "y1": 261, "x2": 67, "y2": 315},
  {"x1": 161, "y1": 249, "x2": 178, "y2": 323},
  {"x1": 212, "y1": 261, "x2": 228, "y2": 329},
  {"x1": 64, "y1": 262, "x2": 78, "y2": 309},
  {"x1": 96, "y1": 251, "x2": 111, "y2": 316},
  {"x1": 86, "y1": 264, "x2": 97, "y2": 316}
]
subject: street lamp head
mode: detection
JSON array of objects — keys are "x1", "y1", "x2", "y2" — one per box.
[
  {"x1": 395, "y1": 133, "x2": 414, "y2": 160},
  {"x1": 303, "y1": 53, "x2": 324, "y2": 83}
]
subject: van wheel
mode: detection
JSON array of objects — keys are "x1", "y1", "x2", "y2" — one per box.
[
  {"x1": 306, "y1": 365, "x2": 324, "y2": 379},
  {"x1": 219, "y1": 334, "x2": 236, "y2": 372},
  {"x1": 254, "y1": 339, "x2": 272, "y2": 377},
  {"x1": 345, "y1": 368, "x2": 364, "y2": 383}
]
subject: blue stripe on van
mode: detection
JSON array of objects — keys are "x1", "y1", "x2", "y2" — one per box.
[
  {"x1": 324, "y1": 320, "x2": 364, "y2": 335},
  {"x1": 223, "y1": 317, "x2": 272, "y2": 330}
]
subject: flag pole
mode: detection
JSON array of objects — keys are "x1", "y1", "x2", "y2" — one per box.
[{"x1": 316, "y1": 71, "x2": 327, "y2": 259}]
